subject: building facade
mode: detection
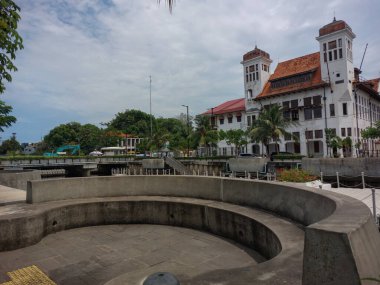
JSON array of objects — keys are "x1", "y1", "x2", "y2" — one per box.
[{"x1": 206, "y1": 18, "x2": 380, "y2": 157}]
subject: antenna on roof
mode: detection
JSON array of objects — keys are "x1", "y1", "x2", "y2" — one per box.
[{"x1": 333, "y1": 10, "x2": 336, "y2": 22}]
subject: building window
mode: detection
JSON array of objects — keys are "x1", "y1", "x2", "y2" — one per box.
[
  {"x1": 328, "y1": 39, "x2": 343, "y2": 61},
  {"x1": 313, "y1": 95, "x2": 321, "y2": 106},
  {"x1": 304, "y1": 108, "x2": 313, "y2": 120},
  {"x1": 347, "y1": 127, "x2": 352, "y2": 137},
  {"x1": 314, "y1": 141, "x2": 320, "y2": 153},
  {"x1": 236, "y1": 115, "x2": 241, "y2": 122},
  {"x1": 219, "y1": 118, "x2": 224, "y2": 125},
  {"x1": 343, "y1": 103, "x2": 348, "y2": 115},
  {"x1": 304, "y1": 97, "x2": 312, "y2": 107},
  {"x1": 272, "y1": 73, "x2": 312, "y2": 89},
  {"x1": 292, "y1": 132, "x2": 300, "y2": 141},
  {"x1": 247, "y1": 116, "x2": 251, "y2": 127},
  {"x1": 305, "y1": 130, "x2": 313, "y2": 140},
  {"x1": 247, "y1": 89, "x2": 253, "y2": 98},
  {"x1": 228, "y1": 116, "x2": 233, "y2": 124},
  {"x1": 330, "y1": 104, "x2": 335, "y2": 117},
  {"x1": 291, "y1": 110, "x2": 299, "y2": 121},
  {"x1": 341, "y1": 128, "x2": 346, "y2": 137},
  {"x1": 284, "y1": 133, "x2": 292, "y2": 141},
  {"x1": 315, "y1": 130, "x2": 323, "y2": 139},
  {"x1": 291, "y1": 99, "x2": 298, "y2": 108},
  {"x1": 304, "y1": 96, "x2": 322, "y2": 119},
  {"x1": 313, "y1": 106, "x2": 322, "y2": 119}
]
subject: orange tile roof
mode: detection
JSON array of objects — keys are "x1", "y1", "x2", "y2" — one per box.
[
  {"x1": 243, "y1": 46, "x2": 271, "y2": 62},
  {"x1": 355, "y1": 78, "x2": 380, "y2": 98},
  {"x1": 319, "y1": 19, "x2": 353, "y2": 37},
  {"x1": 256, "y1": 52, "x2": 328, "y2": 100},
  {"x1": 203, "y1": 98, "x2": 245, "y2": 115},
  {"x1": 366, "y1": 78, "x2": 380, "y2": 93}
]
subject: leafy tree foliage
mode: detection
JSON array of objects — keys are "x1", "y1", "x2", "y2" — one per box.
[
  {"x1": 193, "y1": 115, "x2": 217, "y2": 147},
  {"x1": 361, "y1": 126, "x2": 380, "y2": 140},
  {"x1": 0, "y1": 135, "x2": 20, "y2": 154},
  {"x1": 106, "y1": 109, "x2": 155, "y2": 137},
  {"x1": 43, "y1": 122, "x2": 120, "y2": 154},
  {"x1": 44, "y1": 122, "x2": 82, "y2": 149},
  {"x1": 156, "y1": 117, "x2": 188, "y2": 151},
  {"x1": 0, "y1": 0, "x2": 23, "y2": 94},
  {"x1": 0, "y1": 100, "x2": 15, "y2": 131},
  {"x1": 249, "y1": 105, "x2": 297, "y2": 155},
  {"x1": 0, "y1": 0, "x2": 23, "y2": 132},
  {"x1": 219, "y1": 129, "x2": 248, "y2": 155}
]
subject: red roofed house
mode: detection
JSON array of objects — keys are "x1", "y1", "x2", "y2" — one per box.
[
  {"x1": 203, "y1": 98, "x2": 246, "y2": 155},
  {"x1": 205, "y1": 18, "x2": 380, "y2": 157}
]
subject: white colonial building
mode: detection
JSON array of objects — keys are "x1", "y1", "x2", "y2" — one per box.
[{"x1": 206, "y1": 18, "x2": 380, "y2": 157}]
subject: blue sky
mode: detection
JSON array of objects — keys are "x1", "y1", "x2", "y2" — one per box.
[{"x1": 2, "y1": 0, "x2": 380, "y2": 143}]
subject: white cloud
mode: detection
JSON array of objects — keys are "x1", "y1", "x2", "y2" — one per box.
[{"x1": 3, "y1": 0, "x2": 380, "y2": 142}]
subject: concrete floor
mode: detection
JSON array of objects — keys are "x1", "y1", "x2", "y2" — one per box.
[
  {"x1": 0, "y1": 224, "x2": 265, "y2": 285},
  {"x1": 0, "y1": 185, "x2": 25, "y2": 206}
]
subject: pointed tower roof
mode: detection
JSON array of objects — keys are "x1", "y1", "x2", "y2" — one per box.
[
  {"x1": 318, "y1": 18, "x2": 355, "y2": 38},
  {"x1": 243, "y1": 46, "x2": 271, "y2": 61}
]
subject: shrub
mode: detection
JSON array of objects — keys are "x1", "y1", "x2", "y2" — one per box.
[{"x1": 278, "y1": 168, "x2": 317, "y2": 183}]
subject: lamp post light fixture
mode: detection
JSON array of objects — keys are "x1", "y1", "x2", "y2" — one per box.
[{"x1": 181, "y1": 104, "x2": 190, "y2": 157}]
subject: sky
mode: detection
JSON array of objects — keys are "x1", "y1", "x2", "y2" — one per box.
[{"x1": 2, "y1": 0, "x2": 380, "y2": 143}]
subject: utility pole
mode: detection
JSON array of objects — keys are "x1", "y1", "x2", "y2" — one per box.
[
  {"x1": 149, "y1": 76, "x2": 153, "y2": 138},
  {"x1": 182, "y1": 105, "x2": 190, "y2": 156}
]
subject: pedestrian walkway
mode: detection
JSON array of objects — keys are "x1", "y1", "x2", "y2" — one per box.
[
  {"x1": 326, "y1": 187, "x2": 380, "y2": 216},
  {"x1": 0, "y1": 185, "x2": 26, "y2": 206}
]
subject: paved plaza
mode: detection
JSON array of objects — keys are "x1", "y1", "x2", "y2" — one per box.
[{"x1": 0, "y1": 224, "x2": 264, "y2": 285}]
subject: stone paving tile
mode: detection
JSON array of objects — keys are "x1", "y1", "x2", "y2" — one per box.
[{"x1": 0, "y1": 224, "x2": 260, "y2": 285}]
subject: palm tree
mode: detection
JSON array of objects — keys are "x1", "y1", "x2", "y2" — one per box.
[
  {"x1": 248, "y1": 105, "x2": 297, "y2": 155},
  {"x1": 193, "y1": 115, "x2": 218, "y2": 156},
  {"x1": 158, "y1": 0, "x2": 175, "y2": 13}
]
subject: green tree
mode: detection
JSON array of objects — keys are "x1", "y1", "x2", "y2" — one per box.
[
  {"x1": 43, "y1": 122, "x2": 82, "y2": 149},
  {"x1": 0, "y1": 100, "x2": 16, "y2": 131},
  {"x1": 156, "y1": 117, "x2": 188, "y2": 151},
  {"x1": 106, "y1": 109, "x2": 155, "y2": 137},
  {"x1": 0, "y1": 0, "x2": 24, "y2": 94},
  {"x1": 44, "y1": 122, "x2": 110, "y2": 154},
  {"x1": 192, "y1": 115, "x2": 219, "y2": 156},
  {"x1": 219, "y1": 129, "x2": 248, "y2": 156},
  {"x1": 361, "y1": 126, "x2": 380, "y2": 140},
  {"x1": 150, "y1": 128, "x2": 170, "y2": 151},
  {"x1": 249, "y1": 105, "x2": 296, "y2": 155},
  {"x1": 0, "y1": 135, "x2": 21, "y2": 154},
  {"x1": 78, "y1": 124, "x2": 103, "y2": 154},
  {"x1": 0, "y1": 1, "x2": 23, "y2": 132}
]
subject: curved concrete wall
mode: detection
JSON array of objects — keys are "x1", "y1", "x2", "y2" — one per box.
[
  {"x1": 27, "y1": 176, "x2": 336, "y2": 226},
  {"x1": 0, "y1": 170, "x2": 41, "y2": 190},
  {"x1": 26, "y1": 176, "x2": 380, "y2": 285}
]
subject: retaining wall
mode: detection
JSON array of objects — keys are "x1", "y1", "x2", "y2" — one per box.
[
  {"x1": 302, "y1": 157, "x2": 380, "y2": 176},
  {"x1": 24, "y1": 176, "x2": 380, "y2": 285},
  {"x1": 0, "y1": 170, "x2": 41, "y2": 190}
]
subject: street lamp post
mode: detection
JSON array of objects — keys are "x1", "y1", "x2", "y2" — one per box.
[{"x1": 182, "y1": 105, "x2": 190, "y2": 156}]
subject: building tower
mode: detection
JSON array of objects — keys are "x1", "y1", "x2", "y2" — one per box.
[
  {"x1": 241, "y1": 46, "x2": 272, "y2": 129},
  {"x1": 316, "y1": 18, "x2": 356, "y2": 98}
]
